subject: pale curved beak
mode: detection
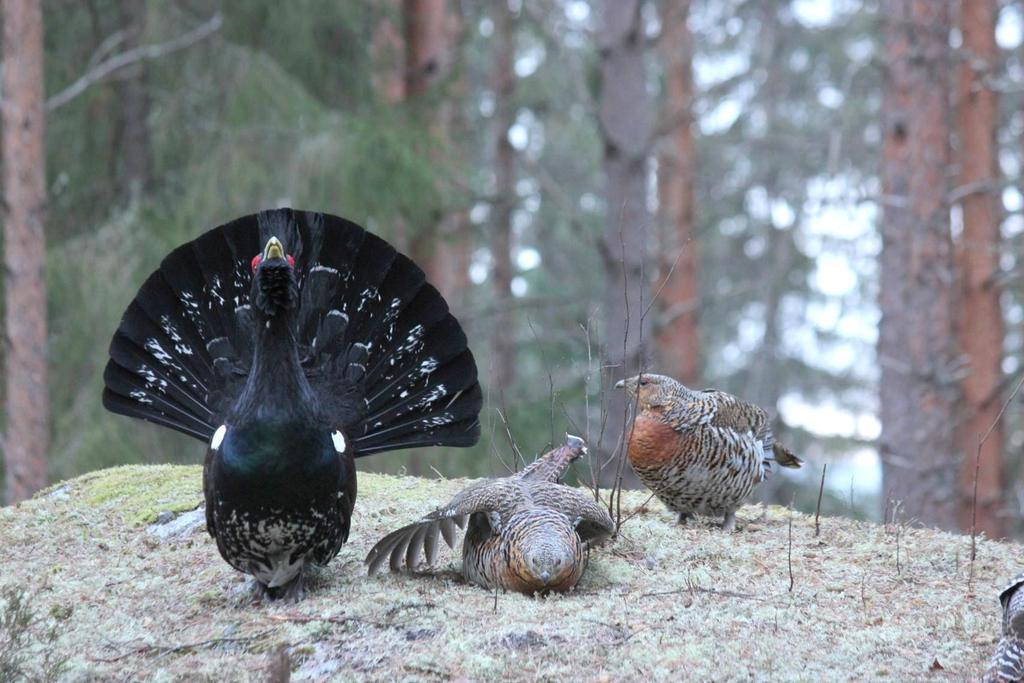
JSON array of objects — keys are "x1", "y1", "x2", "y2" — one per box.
[
  {"x1": 539, "y1": 570, "x2": 551, "y2": 585},
  {"x1": 614, "y1": 379, "x2": 625, "y2": 389},
  {"x1": 263, "y1": 236, "x2": 285, "y2": 261}
]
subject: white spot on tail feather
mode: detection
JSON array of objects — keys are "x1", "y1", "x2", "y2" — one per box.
[
  {"x1": 211, "y1": 425, "x2": 227, "y2": 450},
  {"x1": 311, "y1": 265, "x2": 340, "y2": 275},
  {"x1": 332, "y1": 430, "x2": 347, "y2": 453}
]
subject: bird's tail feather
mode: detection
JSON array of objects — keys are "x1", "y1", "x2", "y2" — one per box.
[
  {"x1": 772, "y1": 443, "x2": 803, "y2": 468},
  {"x1": 103, "y1": 209, "x2": 481, "y2": 454}
]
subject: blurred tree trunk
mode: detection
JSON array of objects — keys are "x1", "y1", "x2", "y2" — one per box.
[
  {"x1": 879, "y1": 0, "x2": 959, "y2": 529},
  {"x1": 372, "y1": 0, "x2": 405, "y2": 104},
  {"x1": 489, "y1": 1, "x2": 516, "y2": 392},
  {"x1": 400, "y1": 0, "x2": 466, "y2": 475},
  {"x1": 598, "y1": 0, "x2": 653, "y2": 484},
  {"x1": 402, "y1": 0, "x2": 468, "y2": 308},
  {"x1": 655, "y1": 0, "x2": 699, "y2": 387},
  {"x1": 2, "y1": 0, "x2": 50, "y2": 503},
  {"x1": 956, "y1": 0, "x2": 1003, "y2": 537},
  {"x1": 112, "y1": 0, "x2": 153, "y2": 201}
]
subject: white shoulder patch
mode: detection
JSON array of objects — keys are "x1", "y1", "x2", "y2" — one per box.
[
  {"x1": 331, "y1": 430, "x2": 347, "y2": 454},
  {"x1": 210, "y1": 424, "x2": 227, "y2": 451}
]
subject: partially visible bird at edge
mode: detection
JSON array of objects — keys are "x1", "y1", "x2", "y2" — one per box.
[
  {"x1": 616, "y1": 373, "x2": 802, "y2": 531},
  {"x1": 365, "y1": 434, "x2": 614, "y2": 594},
  {"x1": 983, "y1": 573, "x2": 1024, "y2": 682},
  {"x1": 103, "y1": 208, "x2": 482, "y2": 601}
]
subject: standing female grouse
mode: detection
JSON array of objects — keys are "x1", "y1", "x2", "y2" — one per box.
[
  {"x1": 616, "y1": 373, "x2": 801, "y2": 531},
  {"x1": 103, "y1": 209, "x2": 481, "y2": 600}
]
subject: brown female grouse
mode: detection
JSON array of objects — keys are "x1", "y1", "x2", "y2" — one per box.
[
  {"x1": 365, "y1": 435, "x2": 613, "y2": 594},
  {"x1": 616, "y1": 373, "x2": 802, "y2": 531},
  {"x1": 983, "y1": 573, "x2": 1024, "y2": 682}
]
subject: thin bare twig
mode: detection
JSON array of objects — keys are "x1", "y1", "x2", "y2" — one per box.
[
  {"x1": 46, "y1": 13, "x2": 223, "y2": 112},
  {"x1": 969, "y1": 371, "x2": 1024, "y2": 587},
  {"x1": 787, "y1": 496, "x2": 795, "y2": 592},
  {"x1": 969, "y1": 434, "x2": 982, "y2": 587},
  {"x1": 91, "y1": 629, "x2": 271, "y2": 663},
  {"x1": 814, "y1": 463, "x2": 828, "y2": 538},
  {"x1": 891, "y1": 500, "x2": 903, "y2": 576}
]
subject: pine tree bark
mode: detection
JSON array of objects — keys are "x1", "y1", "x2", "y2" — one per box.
[
  {"x1": 879, "y1": 0, "x2": 959, "y2": 529},
  {"x1": 2, "y1": 0, "x2": 50, "y2": 503},
  {"x1": 403, "y1": 0, "x2": 447, "y2": 99},
  {"x1": 598, "y1": 0, "x2": 653, "y2": 482},
  {"x1": 655, "y1": 0, "x2": 699, "y2": 386},
  {"x1": 402, "y1": 0, "x2": 467, "y2": 306},
  {"x1": 113, "y1": 0, "x2": 153, "y2": 200},
  {"x1": 489, "y1": 1, "x2": 517, "y2": 392},
  {"x1": 372, "y1": 0, "x2": 405, "y2": 104},
  {"x1": 956, "y1": 0, "x2": 1003, "y2": 536}
]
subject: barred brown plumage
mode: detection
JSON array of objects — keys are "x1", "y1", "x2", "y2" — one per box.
[
  {"x1": 615, "y1": 373, "x2": 803, "y2": 531},
  {"x1": 365, "y1": 434, "x2": 613, "y2": 593},
  {"x1": 983, "y1": 573, "x2": 1024, "y2": 682}
]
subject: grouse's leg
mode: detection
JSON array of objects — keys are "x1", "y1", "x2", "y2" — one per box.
[
  {"x1": 676, "y1": 512, "x2": 691, "y2": 525},
  {"x1": 248, "y1": 578, "x2": 271, "y2": 602},
  {"x1": 276, "y1": 570, "x2": 306, "y2": 603},
  {"x1": 721, "y1": 510, "x2": 737, "y2": 532}
]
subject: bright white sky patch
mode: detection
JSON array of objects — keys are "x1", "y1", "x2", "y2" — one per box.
[
  {"x1": 826, "y1": 448, "x2": 882, "y2": 499},
  {"x1": 814, "y1": 253, "x2": 857, "y2": 296},
  {"x1": 1003, "y1": 187, "x2": 1023, "y2": 213},
  {"x1": 792, "y1": 0, "x2": 834, "y2": 27},
  {"x1": 779, "y1": 395, "x2": 880, "y2": 442},
  {"x1": 700, "y1": 98, "x2": 741, "y2": 135},
  {"x1": 566, "y1": 0, "x2": 589, "y2": 23},
  {"x1": 469, "y1": 202, "x2": 490, "y2": 225},
  {"x1": 998, "y1": 6, "x2": 1023, "y2": 49},
  {"x1": 479, "y1": 91, "x2": 495, "y2": 118},
  {"x1": 508, "y1": 123, "x2": 528, "y2": 150},
  {"x1": 817, "y1": 86, "x2": 844, "y2": 109},
  {"x1": 515, "y1": 46, "x2": 545, "y2": 78},
  {"x1": 510, "y1": 276, "x2": 528, "y2": 297},
  {"x1": 517, "y1": 248, "x2": 541, "y2": 270}
]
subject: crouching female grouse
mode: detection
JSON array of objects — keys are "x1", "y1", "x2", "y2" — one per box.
[
  {"x1": 103, "y1": 209, "x2": 481, "y2": 600},
  {"x1": 365, "y1": 434, "x2": 613, "y2": 594},
  {"x1": 616, "y1": 373, "x2": 801, "y2": 531}
]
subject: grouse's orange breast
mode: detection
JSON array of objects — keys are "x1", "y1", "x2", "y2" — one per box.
[{"x1": 626, "y1": 414, "x2": 683, "y2": 469}]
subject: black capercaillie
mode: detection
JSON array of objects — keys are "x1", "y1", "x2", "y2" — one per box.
[
  {"x1": 616, "y1": 373, "x2": 802, "y2": 531},
  {"x1": 103, "y1": 208, "x2": 481, "y2": 601},
  {"x1": 365, "y1": 434, "x2": 613, "y2": 594}
]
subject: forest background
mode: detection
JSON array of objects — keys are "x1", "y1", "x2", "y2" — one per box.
[{"x1": 1, "y1": 0, "x2": 1020, "y2": 538}]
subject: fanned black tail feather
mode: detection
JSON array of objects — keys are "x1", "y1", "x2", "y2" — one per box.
[{"x1": 103, "y1": 208, "x2": 481, "y2": 455}]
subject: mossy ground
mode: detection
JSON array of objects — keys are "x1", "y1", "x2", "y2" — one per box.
[{"x1": 0, "y1": 465, "x2": 1019, "y2": 681}]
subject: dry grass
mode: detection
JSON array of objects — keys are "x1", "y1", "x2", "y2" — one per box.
[{"x1": 0, "y1": 465, "x2": 1016, "y2": 681}]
